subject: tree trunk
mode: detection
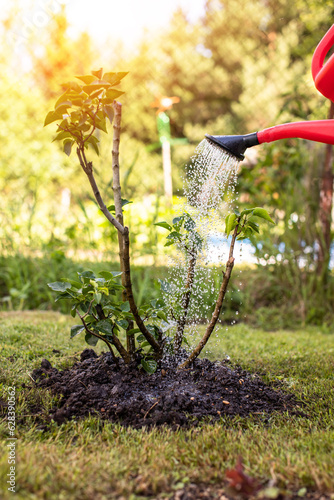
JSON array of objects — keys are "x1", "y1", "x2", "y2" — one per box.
[{"x1": 317, "y1": 101, "x2": 334, "y2": 274}]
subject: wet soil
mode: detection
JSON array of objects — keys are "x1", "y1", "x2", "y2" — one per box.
[{"x1": 31, "y1": 348, "x2": 304, "y2": 429}]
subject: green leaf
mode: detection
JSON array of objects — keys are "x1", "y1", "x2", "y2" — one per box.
[
  {"x1": 159, "y1": 279, "x2": 172, "y2": 293},
  {"x1": 140, "y1": 341, "x2": 151, "y2": 348},
  {"x1": 96, "y1": 320, "x2": 114, "y2": 335},
  {"x1": 55, "y1": 99, "x2": 72, "y2": 111},
  {"x1": 120, "y1": 301, "x2": 130, "y2": 312},
  {"x1": 172, "y1": 216, "x2": 184, "y2": 230},
  {"x1": 103, "y1": 71, "x2": 128, "y2": 85},
  {"x1": 150, "y1": 298, "x2": 164, "y2": 309},
  {"x1": 102, "y1": 89, "x2": 124, "y2": 101},
  {"x1": 246, "y1": 221, "x2": 260, "y2": 233},
  {"x1": 85, "y1": 134, "x2": 99, "y2": 144},
  {"x1": 69, "y1": 95, "x2": 86, "y2": 106},
  {"x1": 127, "y1": 328, "x2": 140, "y2": 336},
  {"x1": 70, "y1": 325, "x2": 85, "y2": 338},
  {"x1": 141, "y1": 359, "x2": 157, "y2": 374},
  {"x1": 157, "y1": 310, "x2": 168, "y2": 322},
  {"x1": 80, "y1": 301, "x2": 92, "y2": 313},
  {"x1": 61, "y1": 81, "x2": 82, "y2": 92},
  {"x1": 54, "y1": 104, "x2": 71, "y2": 115},
  {"x1": 89, "y1": 88, "x2": 105, "y2": 100},
  {"x1": 91, "y1": 68, "x2": 104, "y2": 79},
  {"x1": 85, "y1": 333, "x2": 99, "y2": 346},
  {"x1": 94, "y1": 117, "x2": 108, "y2": 133},
  {"x1": 192, "y1": 233, "x2": 203, "y2": 251},
  {"x1": 85, "y1": 135, "x2": 100, "y2": 155},
  {"x1": 78, "y1": 270, "x2": 96, "y2": 281},
  {"x1": 103, "y1": 104, "x2": 114, "y2": 124},
  {"x1": 44, "y1": 110, "x2": 63, "y2": 127},
  {"x1": 121, "y1": 199, "x2": 132, "y2": 208},
  {"x1": 63, "y1": 139, "x2": 74, "y2": 156},
  {"x1": 146, "y1": 324, "x2": 159, "y2": 338},
  {"x1": 60, "y1": 278, "x2": 82, "y2": 288},
  {"x1": 237, "y1": 227, "x2": 254, "y2": 240},
  {"x1": 75, "y1": 75, "x2": 97, "y2": 84},
  {"x1": 54, "y1": 90, "x2": 70, "y2": 108},
  {"x1": 84, "y1": 315, "x2": 95, "y2": 325},
  {"x1": 166, "y1": 231, "x2": 182, "y2": 241},
  {"x1": 240, "y1": 208, "x2": 254, "y2": 217},
  {"x1": 54, "y1": 292, "x2": 73, "y2": 302},
  {"x1": 154, "y1": 221, "x2": 172, "y2": 231},
  {"x1": 99, "y1": 270, "x2": 122, "y2": 280},
  {"x1": 116, "y1": 319, "x2": 129, "y2": 330},
  {"x1": 77, "y1": 123, "x2": 91, "y2": 133},
  {"x1": 52, "y1": 131, "x2": 73, "y2": 142},
  {"x1": 225, "y1": 213, "x2": 237, "y2": 236},
  {"x1": 47, "y1": 281, "x2": 71, "y2": 292},
  {"x1": 82, "y1": 83, "x2": 110, "y2": 95},
  {"x1": 184, "y1": 216, "x2": 196, "y2": 231},
  {"x1": 107, "y1": 199, "x2": 133, "y2": 213},
  {"x1": 160, "y1": 321, "x2": 173, "y2": 333},
  {"x1": 252, "y1": 208, "x2": 275, "y2": 224}
]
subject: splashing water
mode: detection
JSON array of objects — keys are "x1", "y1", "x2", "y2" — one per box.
[
  {"x1": 164, "y1": 139, "x2": 240, "y2": 354},
  {"x1": 185, "y1": 139, "x2": 239, "y2": 214}
]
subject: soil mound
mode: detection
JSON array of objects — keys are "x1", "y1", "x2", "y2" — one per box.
[{"x1": 31, "y1": 349, "x2": 302, "y2": 429}]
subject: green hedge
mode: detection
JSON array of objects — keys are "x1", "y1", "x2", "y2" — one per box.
[{"x1": 0, "y1": 253, "x2": 333, "y2": 331}]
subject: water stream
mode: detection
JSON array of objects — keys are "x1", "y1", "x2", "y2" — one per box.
[{"x1": 164, "y1": 139, "x2": 240, "y2": 350}]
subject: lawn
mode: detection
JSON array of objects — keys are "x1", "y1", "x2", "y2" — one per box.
[{"x1": 0, "y1": 311, "x2": 333, "y2": 499}]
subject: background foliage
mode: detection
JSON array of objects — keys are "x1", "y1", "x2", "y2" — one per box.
[{"x1": 0, "y1": 0, "x2": 333, "y2": 328}]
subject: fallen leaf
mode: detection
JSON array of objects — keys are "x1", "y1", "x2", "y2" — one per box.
[{"x1": 225, "y1": 456, "x2": 260, "y2": 497}]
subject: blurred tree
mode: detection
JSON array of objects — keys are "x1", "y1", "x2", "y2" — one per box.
[
  {"x1": 0, "y1": 71, "x2": 76, "y2": 251},
  {"x1": 30, "y1": 6, "x2": 95, "y2": 98}
]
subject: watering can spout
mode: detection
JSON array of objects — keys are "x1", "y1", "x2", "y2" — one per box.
[
  {"x1": 205, "y1": 133, "x2": 259, "y2": 160},
  {"x1": 205, "y1": 120, "x2": 334, "y2": 161},
  {"x1": 205, "y1": 24, "x2": 334, "y2": 161}
]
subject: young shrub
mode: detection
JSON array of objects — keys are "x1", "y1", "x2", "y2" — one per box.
[{"x1": 45, "y1": 69, "x2": 274, "y2": 371}]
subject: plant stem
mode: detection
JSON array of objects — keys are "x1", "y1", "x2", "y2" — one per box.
[
  {"x1": 123, "y1": 227, "x2": 162, "y2": 355},
  {"x1": 76, "y1": 147, "x2": 125, "y2": 234},
  {"x1": 94, "y1": 304, "x2": 130, "y2": 362},
  {"x1": 112, "y1": 101, "x2": 136, "y2": 357},
  {"x1": 77, "y1": 138, "x2": 162, "y2": 358},
  {"x1": 112, "y1": 101, "x2": 123, "y2": 223},
  {"x1": 178, "y1": 223, "x2": 239, "y2": 369},
  {"x1": 174, "y1": 246, "x2": 197, "y2": 353},
  {"x1": 77, "y1": 309, "x2": 117, "y2": 360}
]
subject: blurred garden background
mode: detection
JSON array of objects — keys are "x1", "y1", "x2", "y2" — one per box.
[{"x1": 0, "y1": 0, "x2": 334, "y2": 330}]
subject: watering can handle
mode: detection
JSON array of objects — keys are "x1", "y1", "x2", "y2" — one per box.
[{"x1": 311, "y1": 24, "x2": 334, "y2": 81}]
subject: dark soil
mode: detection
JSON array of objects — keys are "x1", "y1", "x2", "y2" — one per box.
[{"x1": 30, "y1": 348, "x2": 305, "y2": 429}]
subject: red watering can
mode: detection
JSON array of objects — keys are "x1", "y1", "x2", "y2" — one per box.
[
  {"x1": 312, "y1": 23, "x2": 334, "y2": 102},
  {"x1": 206, "y1": 24, "x2": 334, "y2": 160}
]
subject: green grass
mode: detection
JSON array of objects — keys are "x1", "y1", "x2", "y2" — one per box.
[{"x1": 0, "y1": 311, "x2": 333, "y2": 499}]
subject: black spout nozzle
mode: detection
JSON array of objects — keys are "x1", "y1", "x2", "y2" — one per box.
[{"x1": 205, "y1": 132, "x2": 259, "y2": 160}]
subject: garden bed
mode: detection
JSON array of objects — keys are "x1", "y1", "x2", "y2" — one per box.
[{"x1": 31, "y1": 348, "x2": 304, "y2": 429}]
